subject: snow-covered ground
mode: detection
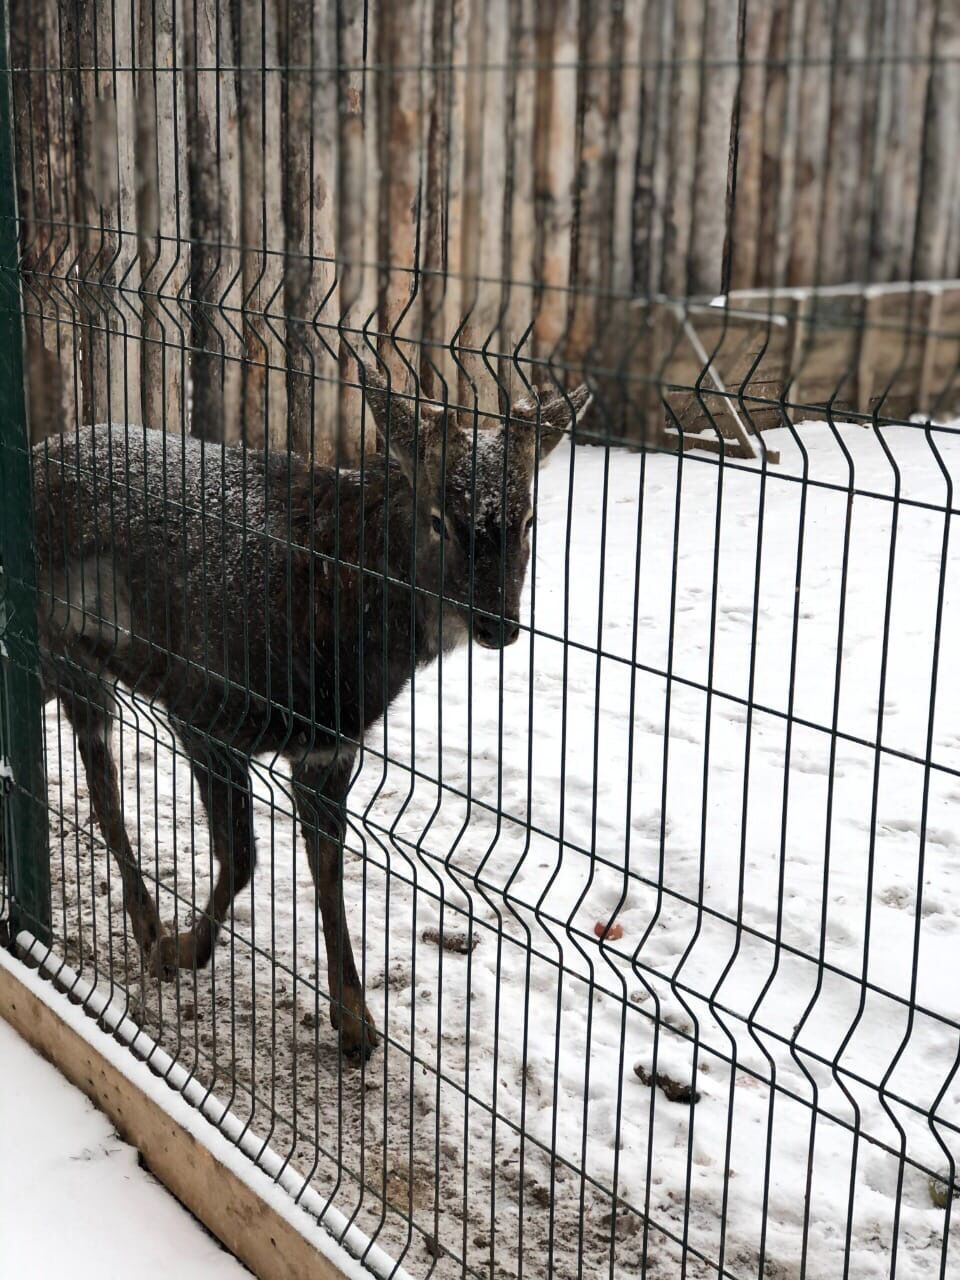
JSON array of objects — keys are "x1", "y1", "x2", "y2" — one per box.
[
  {"x1": 0, "y1": 1018, "x2": 249, "y2": 1277},
  {"x1": 37, "y1": 418, "x2": 960, "y2": 1278}
]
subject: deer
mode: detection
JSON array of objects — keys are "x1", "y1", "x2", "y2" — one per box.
[{"x1": 32, "y1": 363, "x2": 591, "y2": 1059}]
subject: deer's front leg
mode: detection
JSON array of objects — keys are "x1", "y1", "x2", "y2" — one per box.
[{"x1": 292, "y1": 747, "x2": 379, "y2": 1061}]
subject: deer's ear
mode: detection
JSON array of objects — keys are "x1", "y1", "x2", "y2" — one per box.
[
  {"x1": 358, "y1": 362, "x2": 448, "y2": 491},
  {"x1": 358, "y1": 361, "x2": 415, "y2": 445},
  {"x1": 358, "y1": 362, "x2": 422, "y2": 483},
  {"x1": 511, "y1": 383, "x2": 592, "y2": 461}
]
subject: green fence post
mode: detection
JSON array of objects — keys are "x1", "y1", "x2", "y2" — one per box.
[{"x1": 0, "y1": 0, "x2": 51, "y2": 948}]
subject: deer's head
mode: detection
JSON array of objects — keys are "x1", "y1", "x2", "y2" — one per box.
[{"x1": 359, "y1": 364, "x2": 591, "y2": 650}]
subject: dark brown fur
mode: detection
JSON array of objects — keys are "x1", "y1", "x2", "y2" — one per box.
[{"x1": 32, "y1": 365, "x2": 590, "y2": 1057}]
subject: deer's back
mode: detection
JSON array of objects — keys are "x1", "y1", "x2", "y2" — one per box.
[
  {"x1": 33, "y1": 426, "x2": 348, "y2": 747},
  {"x1": 34, "y1": 426, "x2": 450, "y2": 755}
]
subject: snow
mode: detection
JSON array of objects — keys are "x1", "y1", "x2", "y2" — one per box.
[
  {"x1": 0, "y1": 943, "x2": 416, "y2": 1280},
  {"x1": 31, "y1": 417, "x2": 960, "y2": 1277},
  {"x1": 0, "y1": 1016, "x2": 248, "y2": 1278}
]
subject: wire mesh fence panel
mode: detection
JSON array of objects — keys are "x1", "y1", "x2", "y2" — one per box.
[{"x1": 2, "y1": 2, "x2": 960, "y2": 1278}]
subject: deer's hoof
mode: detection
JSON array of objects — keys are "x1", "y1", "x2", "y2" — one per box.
[
  {"x1": 149, "y1": 930, "x2": 201, "y2": 982},
  {"x1": 330, "y1": 995, "x2": 380, "y2": 1062}
]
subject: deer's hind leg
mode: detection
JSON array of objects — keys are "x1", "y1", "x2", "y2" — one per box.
[
  {"x1": 54, "y1": 668, "x2": 164, "y2": 958},
  {"x1": 292, "y1": 747, "x2": 379, "y2": 1061},
  {"x1": 150, "y1": 732, "x2": 255, "y2": 981}
]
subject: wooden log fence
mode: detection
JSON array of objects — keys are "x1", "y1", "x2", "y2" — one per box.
[{"x1": 8, "y1": 0, "x2": 960, "y2": 452}]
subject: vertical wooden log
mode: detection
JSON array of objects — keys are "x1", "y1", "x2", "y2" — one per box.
[
  {"x1": 184, "y1": 0, "x2": 242, "y2": 442},
  {"x1": 362, "y1": 1, "x2": 381, "y2": 375},
  {"x1": 439, "y1": 0, "x2": 469, "y2": 404},
  {"x1": 420, "y1": 0, "x2": 454, "y2": 402},
  {"x1": 819, "y1": 0, "x2": 869, "y2": 284},
  {"x1": 871, "y1": 0, "x2": 908, "y2": 283},
  {"x1": 276, "y1": 0, "x2": 339, "y2": 461},
  {"x1": 502, "y1": 0, "x2": 540, "y2": 404},
  {"x1": 531, "y1": 0, "x2": 577, "y2": 362},
  {"x1": 73, "y1": 0, "x2": 142, "y2": 427},
  {"x1": 137, "y1": 0, "x2": 190, "y2": 434},
  {"x1": 912, "y1": 0, "x2": 960, "y2": 280},
  {"x1": 785, "y1": 0, "x2": 832, "y2": 285},
  {"x1": 235, "y1": 0, "x2": 287, "y2": 447},
  {"x1": 452, "y1": 0, "x2": 482, "y2": 407},
  {"x1": 634, "y1": 0, "x2": 673, "y2": 298},
  {"x1": 848, "y1": 0, "x2": 891, "y2": 286},
  {"x1": 726, "y1": 2, "x2": 775, "y2": 290},
  {"x1": 335, "y1": 0, "x2": 376, "y2": 461},
  {"x1": 945, "y1": 183, "x2": 960, "y2": 284},
  {"x1": 916, "y1": 286, "x2": 960, "y2": 419},
  {"x1": 106, "y1": 0, "x2": 143, "y2": 423},
  {"x1": 869, "y1": 0, "x2": 910, "y2": 282},
  {"x1": 660, "y1": 0, "x2": 703, "y2": 295},
  {"x1": 855, "y1": 289, "x2": 883, "y2": 414},
  {"x1": 10, "y1": 0, "x2": 78, "y2": 440},
  {"x1": 687, "y1": 0, "x2": 738, "y2": 295},
  {"x1": 564, "y1": 0, "x2": 614, "y2": 369},
  {"x1": 756, "y1": 0, "x2": 795, "y2": 288},
  {"x1": 456, "y1": 0, "x2": 510, "y2": 416},
  {"x1": 771, "y1": 0, "x2": 807, "y2": 287},
  {"x1": 606, "y1": 0, "x2": 650, "y2": 443},
  {"x1": 916, "y1": 286, "x2": 943, "y2": 414},
  {"x1": 893, "y1": 0, "x2": 936, "y2": 281},
  {"x1": 376, "y1": 0, "x2": 427, "y2": 400},
  {"x1": 611, "y1": 0, "x2": 643, "y2": 298}
]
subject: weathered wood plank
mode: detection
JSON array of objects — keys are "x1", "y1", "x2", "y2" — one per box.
[
  {"x1": 687, "y1": 0, "x2": 738, "y2": 295},
  {"x1": 785, "y1": 0, "x2": 832, "y2": 285},
  {"x1": 661, "y1": 0, "x2": 702, "y2": 295},
  {"x1": 531, "y1": 0, "x2": 577, "y2": 361},
  {"x1": 500, "y1": 0, "x2": 540, "y2": 407},
  {"x1": 922, "y1": 287, "x2": 960, "y2": 421},
  {"x1": 611, "y1": 0, "x2": 644, "y2": 298},
  {"x1": 868, "y1": 0, "x2": 906, "y2": 282},
  {"x1": 913, "y1": 0, "x2": 960, "y2": 280},
  {"x1": 73, "y1": 0, "x2": 143, "y2": 428},
  {"x1": 457, "y1": 0, "x2": 510, "y2": 417},
  {"x1": 634, "y1": 0, "x2": 672, "y2": 298},
  {"x1": 184, "y1": 0, "x2": 243, "y2": 442},
  {"x1": 420, "y1": 0, "x2": 454, "y2": 403},
  {"x1": 335, "y1": 0, "x2": 376, "y2": 461},
  {"x1": 902, "y1": 3, "x2": 937, "y2": 280},
  {"x1": 757, "y1": 0, "x2": 795, "y2": 289},
  {"x1": 847, "y1": 0, "x2": 889, "y2": 286},
  {"x1": 236, "y1": 0, "x2": 287, "y2": 447},
  {"x1": 819, "y1": 0, "x2": 870, "y2": 284},
  {"x1": 863, "y1": 289, "x2": 933, "y2": 420},
  {"x1": 438, "y1": 0, "x2": 469, "y2": 405},
  {"x1": 376, "y1": 0, "x2": 427, "y2": 402},
  {"x1": 137, "y1": 0, "x2": 190, "y2": 434},
  {"x1": 563, "y1": 0, "x2": 615, "y2": 374},
  {"x1": 451, "y1": 0, "x2": 486, "y2": 409},
  {"x1": 588, "y1": 0, "x2": 644, "y2": 441},
  {"x1": 726, "y1": 0, "x2": 775, "y2": 290},
  {"x1": 10, "y1": 0, "x2": 77, "y2": 441},
  {"x1": 277, "y1": 0, "x2": 340, "y2": 461}
]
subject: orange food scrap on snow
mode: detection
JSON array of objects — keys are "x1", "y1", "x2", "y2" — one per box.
[{"x1": 594, "y1": 920, "x2": 624, "y2": 941}]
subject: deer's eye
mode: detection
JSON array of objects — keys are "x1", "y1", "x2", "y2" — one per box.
[
  {"x1": 523, "y1": 513, "x2": 536, "y2": 538},
  {"x1": 431, "y1": 513, "x2": 449, "y2": 540}
]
